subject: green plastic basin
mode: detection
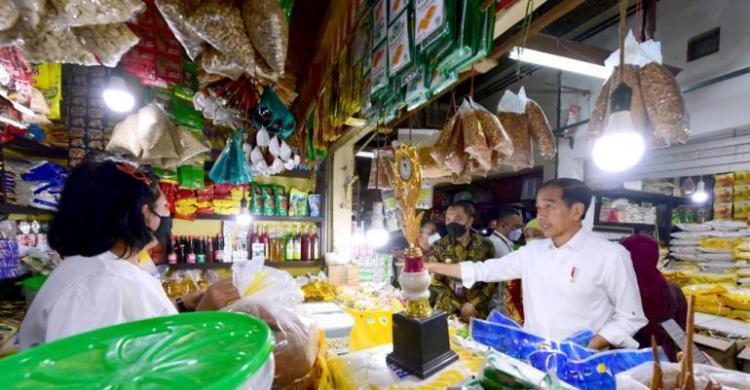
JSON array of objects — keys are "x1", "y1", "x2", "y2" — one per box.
[{"x1": 0, "y1": 311, "x2": 274, "y2": 389}]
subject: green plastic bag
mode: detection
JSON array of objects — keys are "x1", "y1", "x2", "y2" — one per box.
[
  {"x1": 253, "y1": 88, "x2": 296, "y2": 140},
  {"x1": 0, "y1": 312, "x2": 274, "y2": 389},
  {"x1": 177, "y1": 164, "x2": 205, "y2": 189},
  {"x1": 209, "y1": 130, "x2": 252, "y2": 185}
]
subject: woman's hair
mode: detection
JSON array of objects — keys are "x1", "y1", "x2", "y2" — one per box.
[{"x1": 49, "y1": 154, "x2": 161, "y2": 258}]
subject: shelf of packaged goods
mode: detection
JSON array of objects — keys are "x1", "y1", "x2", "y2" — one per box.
[
  {"x1": 594, "y1": 189, "x2": 691, "y2": 205},
  {"x1": 191, "y1": 214, "x2": 324, "y2": 223},
  {"x1": 167, "y1": 260, "x2": 324, "y2": 270},
  {"x1": 3, "y1": 137, "x2": 68, "y2": 160},
  {"x1": 595, "y1": 221, "x2": 656, "y2": 231},
  {"x1": 0, "y1": 203, "x2": 55, "y2": 215}
]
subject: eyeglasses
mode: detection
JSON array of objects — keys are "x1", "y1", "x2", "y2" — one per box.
[{"x1": 116, "y1": 163, "x2": 152, "y2": 185}]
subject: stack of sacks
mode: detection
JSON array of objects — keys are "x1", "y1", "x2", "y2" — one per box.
[
  {"x1": 682, "y1": 283, "x2": 735, "y2": 317},
  {"x1": 669, "y1": 221, "x2": 750, "y2": 283}
]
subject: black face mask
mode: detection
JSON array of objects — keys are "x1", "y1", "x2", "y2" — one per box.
[
  {"x1": 446, "y1": 223, "x2": 467, "y2": 239},
  {"x1": 151, "y1": 214, "x2": 172, "y2": 247}
]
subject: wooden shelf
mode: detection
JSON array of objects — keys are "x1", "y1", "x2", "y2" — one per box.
[
  {"x1": 191, "y1": 214, "x2": 324, "y2": 223},
  {"x1": 168, "y1": 260, "x2": 325, "y2": 270},
  {"x1": 0, "y1": 203, "x2": 55, "y2": 215},
  {"x1": 595, "y1": 221, "x2": 656, "y2": 230},
  {"x1": 266, "y1": 260, "x2": 325, "y2": 268},
  {"x1": 594, "y1": 189, "x2": 691, "y2": 205}
]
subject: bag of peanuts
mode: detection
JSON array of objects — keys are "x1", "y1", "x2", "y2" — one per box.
[
  {"x1": 155, "y1": 0, "x2": 205, "y2": 61},
  {"x1": 496, "y1": 90, "x2": 532, "y2": 170},
  {"x1": 518, "y1": 87, "x2": 557, "y2": 160},
  {"x1": 457, "y1": 99, "x2": 492, "y2": 175},
  {"x1": 469, "y1": 97, "x2": 514, "y2": 168},
  {"x1": 637, "y1": 38, "x2": 689, "y2": 144},
  {"x1": 590, "y1": 31, "x2": 651, "y2": 141}
]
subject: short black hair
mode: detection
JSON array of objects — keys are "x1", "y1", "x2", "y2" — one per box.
[
  {"x1": 539, "y1": 178, "x2": 592, "y2": 220},
  {"x1": 497, "y1": 206, "x2": 521, "y2": 222},
  {"x1": 450, "y1": 200, "x2": 476, "y2": 219},
  {"x1": 49, "y1": 154, "x2": 161, "y2": 258}
]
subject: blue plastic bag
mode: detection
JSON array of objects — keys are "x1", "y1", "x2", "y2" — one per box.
[
  {"x1": 252, "y1": 88, "x2": 295, "y2": 139},
  {"x1": 208, "y1": 130, "x2": 252, "y2": 185}
]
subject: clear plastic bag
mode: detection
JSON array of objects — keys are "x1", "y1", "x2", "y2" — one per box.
[
  {"x1": 241, "y1": 0, "x2": 287, "y2": 74},
  {"x1": 154, "y1": 0, "x2": 205, "y2": 61},
  {"x1": 588, "y1": 77, "x2": 611, "y2": 140},
  {"x1": 640, "y1": 61, "x2": 689, "y2": 144},
  {"x1": 458, "y1": 99, "x2": 492, "y2": 172},
  {"x1": 187, "y1": 0, "x2": 256, "y2": 76},
  {"x1": 225, "y1": 260, "x2": 319, "y2": 389},
  {"x1": 73, "y1": 23, "x2": 139, "y2": 68},
  {"x1": 497, "y1": 90, "x2": 532, "y2": 170},
  {"x1": 0, "y1": 0, "x2": 19, "y2": 31},
  {"x1": 106, "y1": 112, "x2": 142, "y2": 158},
  {"x1": 47, "y1": 0, "x2": 145, "y2": 28},
  {"x1": 20, "y1": 26, "x2": 97, "y2": 65},
  {"x1": 10, "y1": 0, "x2": 43, "y2": 29},
  {"x1": 519, "y1": 88, "x2": 557, "y2": 160},
  {"x1": 200, "y1": 47, "x2": 245, "y2": 80},
  {"x1": 469, "y1": 97, "x2": 513, "y2": 166}
]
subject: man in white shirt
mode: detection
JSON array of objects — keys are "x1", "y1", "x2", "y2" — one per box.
[
  {"x1": 427, "y1": 178, "x2": 647, "y2": 350},
  {"x1": 487, "y1": 206, "x2": 524, "y2": 257}
]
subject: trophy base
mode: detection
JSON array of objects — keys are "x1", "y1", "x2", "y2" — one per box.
[{"x1": 386, "y1": 310, "x2": 458, "y2": 379}]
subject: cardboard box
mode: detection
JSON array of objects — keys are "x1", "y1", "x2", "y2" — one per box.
[
  {"x1": 738, "y1": 346, "x2": 750, "y2": 373},
  {"x1": 327, "y1": 264, "x2": 359, "y2": 287},
  {"x1": 694, "y1": 333, "x2": 737, "y2": 370}
]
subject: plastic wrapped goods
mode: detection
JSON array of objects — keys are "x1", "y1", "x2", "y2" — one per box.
[
  {"x1": 47, "y1": 0, "x2": 145, "y2": 28},
  {"x1": 73, "y1": 23, "x2": 140, "y2": 68},
  {"x1": 470, "y1": 98, "x2": 513, "y2": 165},
  {"x1": 241, "y1": 0, "x2": 287, "y2": 75},
  {"x1": 458, "y1": 99, "x2": 492, "y2": 172},
  {"x1": 588, "y1": 77, "x2": 611, "y2": 140},
  {"x1": 0, "y1": 0, "x2": 19, "y2": 31},
  {"x1": 640, "y1": 62, "x2": 689, "y2": 144},
  {"x1": 188, "y1": 0, "x2": 255, "y2": 76},
  {"x1": 525, "y1": 99, "x2": 557, "y2": 159},
  {"x1": 20, "y1": 26, "x2": 96, "y2": 65},
  {"x1": 200, "y1": 47, "x2": 245, "y2": 80},
  {"x1": 154, "y1": 0, "x2": 204, "y2": 61}
]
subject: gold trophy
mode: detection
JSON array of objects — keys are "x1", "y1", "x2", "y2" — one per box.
[{"x1": 386, "y1": 144, "x2": 457, "y2": 379}]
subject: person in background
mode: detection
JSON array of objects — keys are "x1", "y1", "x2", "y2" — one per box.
[
  {"x1": 431, "y1": 210, "x2": 448, "y2": 237},
  {"x1": 488, "y1": 207, "x2": 524, "y2": 257},
  {"x1": 417, "y1": 220, "x2": 439, "y2": 256},
  {"x1": 20, "y1": 156, "x2": 240, "y2": 349},
  {"x1": 427, "y1": 179, "x2": 647, "y2": 349},
  {"x1": 523, "y1": 218, "x2": 544, "y2": 242},
  {"x1": 622, "y1": 234, "x2": 687, "y2": 361},
  {"x1": 429, "y1": 201, "x2": 496, "y2": 322}
]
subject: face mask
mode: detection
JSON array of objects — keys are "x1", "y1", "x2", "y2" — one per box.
[
  {"x1": 428, "y1": 233, "x2": 442, "y2": 245},
  {"x1": 151, "y1": 214, "x2": 172, "y2": 247},
  {"x1": 509, "y1": 228, "x2": 523, "y2": 242},
  {"x1": 446, "y1": 223, "x2": 467, "y2": 239}
]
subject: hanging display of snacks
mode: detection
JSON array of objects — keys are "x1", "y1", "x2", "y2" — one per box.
[
  {"x1": 209, "y1": 130, "x2": 252, "y2": 185},
  {"x1": 63, "y1": 65, "x2": 110, "y2": 166},
  {"x1": 372, "y1": 0, "x2": 387, "y2": 46},
  {"x1": 241, "y1": 0, "x2": 288, "y2": 75},
  {"x1": 253, "y1": 87, "x2": 295, "y2": 139},
  {"x1": 31, "y1": 63, "x2": 62, "y2": 120},
  {"x1": 154, "y1": 0, "x2": 205, "y2": 61},
  {"x1": 371, "y1": 42, "x2": 389, "y2": 99},
  {"x1": 187, "y1": 0, "x2": 256, "y2": 77},
  {"x1": 387, "y1": 8, "x2": 413, "y2": 78},
  {"x1": 415, "y1": 0, "x2": 454, "y2": 58},
  {"x1": 497, "y1": 90, "x2": 533, "y2": 170}
]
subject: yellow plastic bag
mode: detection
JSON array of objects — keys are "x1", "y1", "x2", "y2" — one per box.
[
  {"x1": 682, "y1": 283, "x2": 731, "y2": 296},
  {"x1": 342, "y1": 307, "x2": 393, "y2": 352},
  {"x1": 694, "y1": 304, "x2": 732, "y2": 317},
  {"x1": 721, "y1": 289, "x2": 750, "y2": 311},
  {"x1": 695, "y1": 294, "x2": 724, "y2": 307},
  {"x1": 31, "y1": 63, "x2": 62, "y2": 120},
  {"x1": 688, "y1": 273, "x2": 737, "y2": 285},
  {"x1": 699, "y1": 237, "x2": 741, "y2": 251},
  {"x1": 729, "y1": 309, "x2": 750, "y2": 323}
]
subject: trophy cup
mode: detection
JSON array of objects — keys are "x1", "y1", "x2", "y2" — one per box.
[{"x1": 386, "y1": 144, "x2": 457, "y2": 379}]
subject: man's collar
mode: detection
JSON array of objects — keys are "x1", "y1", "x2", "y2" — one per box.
[{"x1": 547, "y1": 226, "x2": 587, "y2": 251}]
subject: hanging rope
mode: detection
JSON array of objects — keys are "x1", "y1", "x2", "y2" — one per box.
[
  {"x1": 515, "y1": 0, "x2": 535, "y2": 80},
  {"x1": 618, "y1": 0, "x2": 627, "y2": 78},
  {"x1": 408, "y1": 113, "x2": 414, "y2": 144},
  {"x1": 470, "y1": 65, "x2": 476, "y2": 99},
  {"x1": 635, "y1": 0, "x2": 644, "y2": 43}
]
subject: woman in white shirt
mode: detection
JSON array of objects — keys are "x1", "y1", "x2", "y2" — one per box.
[{"x1": 20, "y1": 155, "x2": 239, "y2": 349}]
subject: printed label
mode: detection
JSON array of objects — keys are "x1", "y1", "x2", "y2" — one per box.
[
  {"x1": 388, "y1": 12, "x2": 411, "y2": 74},
  {"x1": 415, "y1": 0, "x2": 445, "y2": 45}
]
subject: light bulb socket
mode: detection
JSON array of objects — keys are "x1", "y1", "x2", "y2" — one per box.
[{"x1": 610, "y1": 82, "x2": 633, "y2": 113}]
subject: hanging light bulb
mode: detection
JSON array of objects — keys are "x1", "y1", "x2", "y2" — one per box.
[
  {"x1": 691, "y1": 179, "x2": 709, "y2": 203},
  {"x1": 366, "y1": 202, "x2": 389, "y2": 248},
  {"x1": 682, "y1": 177, "x2": 696, "y2": 195},
  {"x1": 102, "y1": 76, "x2": 135, "y2": 113},
  {"x1": 236, "y1": 190, "x2": 252, "y2": 226},
  {"x1": 592, "y1": 83, "x2": 645, "y2": 172}
]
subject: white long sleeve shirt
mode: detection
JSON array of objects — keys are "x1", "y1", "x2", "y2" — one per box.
[
  {"x1": 461, "y1": 228, "x2": 647, "y2": 348},
  {"x1": 20, "y1": 252, "x2": 177, "y2": 349},
  {"x1": 488, "y1": 232, "x2": 514, "y2": 258}
]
